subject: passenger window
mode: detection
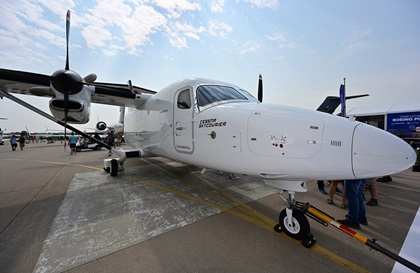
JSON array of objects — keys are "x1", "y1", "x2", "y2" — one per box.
[{"x1": 177, "y1": 90, "x2": 191, "y2": 109}]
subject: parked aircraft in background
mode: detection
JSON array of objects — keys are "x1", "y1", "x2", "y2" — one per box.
[
  {"x1": 0, "y1": 11, "x2": 416, "y2": 246},
  {"x1": 96, "y1": 106, "x2": 125, "y2": 134}
]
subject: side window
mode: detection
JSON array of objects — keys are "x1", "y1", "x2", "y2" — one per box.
[{"x1": 177, "y1": 89, "x2": 191, "y2": 109}]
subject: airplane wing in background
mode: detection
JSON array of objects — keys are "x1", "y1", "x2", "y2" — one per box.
[{"x1": 317, "y1": 94, "x2": 369, "y2": 114}]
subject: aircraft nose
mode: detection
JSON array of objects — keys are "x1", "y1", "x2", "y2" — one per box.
[{"x1": 352, "y1": 124, "x2": 417, "y2": 178}]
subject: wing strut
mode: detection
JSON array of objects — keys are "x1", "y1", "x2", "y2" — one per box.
[{"x1": 0, "y1": 89, "x2": 112, "y2": 150}]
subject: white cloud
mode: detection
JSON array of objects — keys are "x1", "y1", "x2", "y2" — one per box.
[
  {"x1": 208, "y1": 20, "x2": 232, "y2": 37},
  {"x1": 265, "y1": 31, "x2": 297, "y2": 49},
  {"x1": 153, "y1": 0, "x2": 201, "y2": 18},
  {"x1": 82, "y1": 25, "x2": 113, "y2": 49},
  {"x1": 36, "y1": 0, "x2": 77, "y2": 17},
  {"x1": 79, "y1": 2, "x2": 166, "y2": 56},
  {"x1": 243, "y1": 0, "x2": 280, "y2": 9},
  {"x1": 166, "y1": 21, "x2": 205, "y2": 48},
  {"x1": 210, "y1": 0, "x2": 225, "y2": 13},
  {"x1": 120, "y1": 5, "x2": 167, "y2": 55},
  {"x1": 342, "y1": 27, "x2": 372, "y2": 49},
  {"x1": 238, "y1": 40, "x2": 260, "y2": 55}
]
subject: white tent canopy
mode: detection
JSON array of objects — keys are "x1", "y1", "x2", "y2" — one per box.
[{"x1": 347, "y1": 102, "x2": 420, "y2": 117}]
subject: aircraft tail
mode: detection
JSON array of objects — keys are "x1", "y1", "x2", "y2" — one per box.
[{"x1": 119, "y1": 106, "x2": 125, "y2": 124}]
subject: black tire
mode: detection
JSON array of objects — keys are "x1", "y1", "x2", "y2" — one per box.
[
  {"x1": 110, "y1": 159, "x2": 118, "y2": 176},
  {"x1": 279, "y1": 209, "x2": 310, "y2": 240},
  {"x1": 76, "y1": 147, "x2": 81, "y2": 152}
]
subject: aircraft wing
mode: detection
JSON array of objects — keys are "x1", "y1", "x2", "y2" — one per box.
[{"x1": 0, "y1": 68, "x2": 156, "y2": 108}]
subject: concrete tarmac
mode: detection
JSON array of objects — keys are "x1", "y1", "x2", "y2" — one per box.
[{"x1": 0, "y1": 141, "x2": 419, "y2": 273}]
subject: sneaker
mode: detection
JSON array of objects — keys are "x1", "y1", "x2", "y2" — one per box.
[
  {"x1": 327, "y1": 199, "x2": 334, "y2": 204},
  {"x1": 376, "y1": 176, "x2": 392, "y2": 182},
  {"x1": 359, "y1": 219, "x2": 369, "y2": 225},
  {"x1": 341, "y1": 203, "x2": 348, "y2": 209},
  {"x1": 319, "y1": 189, "x2": 327, "y2": 195},
  {"x1": 337, "y1": 219, "x2": 361, "y2": 229},
  {"x1": 366, "y1": 199, "x2": 378, "y2": 206}
]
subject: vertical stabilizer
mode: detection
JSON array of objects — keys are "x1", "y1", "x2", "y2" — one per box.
[{"x1": 119, "y1": 106, "x2": 125, "y2": 124}]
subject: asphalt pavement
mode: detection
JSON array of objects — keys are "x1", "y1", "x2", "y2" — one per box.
[{"x1": 0, "y1": 141, "x2": 419, "y2": 273}]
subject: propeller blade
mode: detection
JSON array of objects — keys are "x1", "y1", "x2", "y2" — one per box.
[
  {"x1": 258, "y1": 74, "x2": 263, "y2": 102},
  {"x1": 63, "y1": 91, "x2": 69, "y2": 150},
  {"x1": 65, "y1": 10, "x2": 70, "y2": 70}
]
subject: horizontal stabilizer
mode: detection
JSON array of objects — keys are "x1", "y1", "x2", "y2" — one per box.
[{"x1": 317, "y1": 94, "x2": 369, "y2": 114}]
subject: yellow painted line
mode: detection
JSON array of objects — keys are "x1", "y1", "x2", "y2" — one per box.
[
  {"x1": 6, "y1": 157, "x2": 369, "y2": 272},
  {"x1": 140, "y1": 159, "x2": 369, "y2": 273},
  {"x1": 142, "y1": 159, "x2": 276, "y2": 228},
  {"x1": 187, "y1": 166, "x2": 277, "y2": 226},
  {"x1": 122, "y1": 173, "x2": 227, "y2": 211},
  {"x1": 4, "y1": 158, "x2": 103, "y2": 171}
]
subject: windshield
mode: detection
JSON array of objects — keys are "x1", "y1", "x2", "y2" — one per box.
[{"x1": 196, "y1": 85, "x2": 248, "y2": 110}]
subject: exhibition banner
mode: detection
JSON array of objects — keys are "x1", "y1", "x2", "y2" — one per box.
[{"x1": 387, "y1": 111, "x2": 420, "y2": 138}]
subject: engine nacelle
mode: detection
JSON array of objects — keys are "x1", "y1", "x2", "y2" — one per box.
[
  {"x1": 49, "y1": 88, "x2": 92, "y2": 124},
  {"x1": 49, "y1": 98, "x2": 90, "y2": 123},
  {"x1": 96, "y1": 121, "x2": 107, "y2": 131}
]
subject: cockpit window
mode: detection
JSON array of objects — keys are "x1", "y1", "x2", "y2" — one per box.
[
  {"x1": 177, "y1": 89, "x2": 191, "y2": 109},
  {"x1": 196, "y1": 85, "x2": 248, "y2": 109}
]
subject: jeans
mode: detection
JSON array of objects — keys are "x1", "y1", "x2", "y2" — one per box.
[{"x1": 344, "y1": 179, "x2": 367, "y2": 223}]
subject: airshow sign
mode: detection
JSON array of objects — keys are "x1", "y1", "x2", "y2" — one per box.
[{"x1": 387, "y1": 111, "x2": 420, "y2": 138}]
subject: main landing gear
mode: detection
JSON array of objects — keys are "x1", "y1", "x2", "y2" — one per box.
[
  {"x1": 104, "y1": 158, "x2": 123, "y2": 176},
  {"x1": 103, "y1": 149, "x2": 143, "y2": 176}
]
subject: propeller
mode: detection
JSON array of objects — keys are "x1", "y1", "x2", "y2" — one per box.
[
  {"x1": 49, "y1": 10, "x2": 85, "y2": 149},
  {"x1": 258, "y1": 74, "x2": 263, "y2": 102}
]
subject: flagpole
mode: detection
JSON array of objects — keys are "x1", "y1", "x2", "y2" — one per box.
[{"x1": 343, "y1": 77, "x2": 346, "y2": 117}]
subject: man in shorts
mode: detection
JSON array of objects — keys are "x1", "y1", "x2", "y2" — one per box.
[{"x1": 68, "y1": 132, "x2": 78, "y2": 155}]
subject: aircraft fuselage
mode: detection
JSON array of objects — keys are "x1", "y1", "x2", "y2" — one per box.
[{"x1": 124, "y1": 78, "x2": 416, "y2": 192}]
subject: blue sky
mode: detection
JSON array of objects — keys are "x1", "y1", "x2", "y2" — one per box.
[{"x1": 1, "y1": 0, "x2": 419, "y2": 132}]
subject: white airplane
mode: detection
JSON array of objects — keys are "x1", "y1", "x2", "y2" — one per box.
[
  {"x1": 96, "y1": 106, "x2": 125, "y2": 134},
  {"x1": 0, "y1": 11, "x2": 417, "y2": 244}
]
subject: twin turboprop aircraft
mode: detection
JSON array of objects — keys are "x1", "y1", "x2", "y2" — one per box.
[
  {"x1": 95, "y1": 106, "x2": 125, "y2": 134},
  {"x1": 0, "y1": 11, "x2": 417, "y2": 247}
]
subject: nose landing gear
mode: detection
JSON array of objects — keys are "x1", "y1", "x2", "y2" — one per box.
[
  {"x1": 274, "y1": 191, "x2": 420, "y2": 272},
  {"x1": 274, "y1": 191, "x2": 317, "y2": 248}
]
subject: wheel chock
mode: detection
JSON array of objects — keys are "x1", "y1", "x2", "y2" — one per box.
[
  {"x1": 301, "y1": 233, "x2": 316, "y2": 248},
  {"x1": 274, "y1": 223, "x2": 282, "y2": 233}
]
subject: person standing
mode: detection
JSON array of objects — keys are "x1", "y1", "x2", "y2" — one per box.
[
  {"x1": 327, "y1": 180, "x2": 347, "y2": 209},
  {"x1": 18, "y1": 133, "x2": 26, "y2": 150},
  {"x1": 317, "y1": 180, "x2": 327, "y2": 195},
  {"x1": 68, "y1": 132, "x2": 78, "y2": 155},
  {"x1": 338, "y1": 179, "x2": 368, "y2": 229},
  {"x1": 365, "y1": 178, "x2": 379, "y2": 206},
  {"x1": 10, "y1": 135, "x2": 17, "y2": 151},
  {"x1": 106, "y1": 131, "x2": 115, "y2": 156}
]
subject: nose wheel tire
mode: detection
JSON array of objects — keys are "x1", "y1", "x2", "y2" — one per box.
[{"x1": 279, "y1": 209, "x2": 310, "y2": 240}]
